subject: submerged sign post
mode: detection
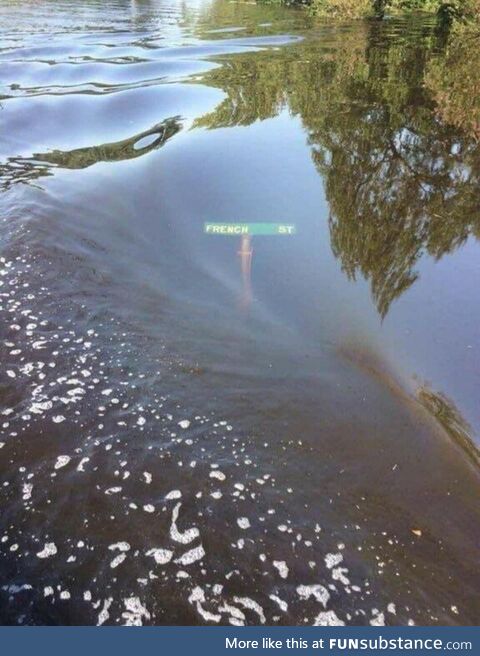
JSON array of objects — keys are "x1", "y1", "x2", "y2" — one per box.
[
  {"x1": 204, "y1": 223, "x2": 296, "y2": 236},
  {"x1": 204, "y1": 222, "x2": 297, "y2": 309}
]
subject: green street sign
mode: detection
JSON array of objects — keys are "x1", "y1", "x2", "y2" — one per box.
[{"x1": 204, "y1": 223, "x2": 296, "y2": 236}]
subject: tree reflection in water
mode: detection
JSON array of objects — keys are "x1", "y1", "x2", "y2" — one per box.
[{"x1": 195, "y1": 16, "x2": 480, "y2": 318}]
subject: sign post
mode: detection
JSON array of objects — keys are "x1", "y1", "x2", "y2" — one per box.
[
  {"x1": 204, "y1": 223, "x2": 297, "y2": 309},
  {"x1": 204, "y1": 223, "x2": 296, "y2": 236}
]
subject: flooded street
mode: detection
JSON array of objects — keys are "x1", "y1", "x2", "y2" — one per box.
[{"x1": 1, "y1": 0, "x2": 480, "y2": 626}]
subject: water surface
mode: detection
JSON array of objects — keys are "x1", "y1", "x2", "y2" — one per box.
[{"x1": 1, "y1": 0, "x2": 480, "y2": 626}]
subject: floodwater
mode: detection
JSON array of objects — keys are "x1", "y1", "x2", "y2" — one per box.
[{"x1": 1, "y1": 0, "x2": 480, "y2": 626}]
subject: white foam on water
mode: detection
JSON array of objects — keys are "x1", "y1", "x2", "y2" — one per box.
[
  {"x1": 165, "y1": 490, "x2": 182, "y2": 500},
  {"x1": 36, "y1": 542, "x2": 57, "y2": 559},
  {"x1": 97, "y1": 598, "x2": 113, "y2": 626},
  {"x1": 188, "y1": 587, "x2": 221, "y2": 623},
  {"x1": 110, "y1": 553, "x2": 127, "y2": 568},
  {"x1": 54, "y1": 455, "x2": 71, "y2": 470},
  {"x1": 77, "y1": 457, "x2": 90, "y2": 472},
  {"x1": 122, "y1": 597, "x2": 151, "y2": 626},
  {"x1": 146, "y1": 548, "x2": 173, "y2": 565},
  {"x1": 210, "y1": 470, "x2": 226, "y2": 481},
  {"x1": 169, "y1": 503, "x2": 199, "y2": 545},
  {"x1": 370, "y1": 610, "x2": 385, "y2": 626},
  {"x1": 273, "y1": 560, "x2": 289, "y2": 579},
  {"x1": 297, "y1": 584, "x2": 330, "y2": 608},
  {"x1": 269, "y1": 594, "x2": 288, "y2": 612},
  {"x1": 105, "y1": 487, "x2": 122, "y2": 495},
  {"x1": 174, "y1": 544, "x2": 205, "y2": 566},
  {"x1": 22, "y1": 483, "x2": 33, "y2": 500},
  {"x1": 314, "y1": 610, "x2": 345, "y2": 626},
  {"x1": 237, "y1": 517, "x2": 250, "y2": 530},
  {"x1": 108, "y1": 542, "x2": 130, "y2": 552},
  {"x1": 332, "y1": 566, "x2": 350, "y2": 586},
  {"x1": 233, "y1": 596, "x2": 266, "y2": 624},
  {"x1": 325, "y1": 552, "x2": 343, "y2": 569}
]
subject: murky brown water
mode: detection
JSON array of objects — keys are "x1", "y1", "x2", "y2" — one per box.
[{"x1": 1, "y1": 0, "x2": 480, "y2": 626}]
